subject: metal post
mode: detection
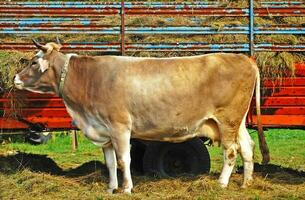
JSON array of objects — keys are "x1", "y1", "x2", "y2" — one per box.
[
  {"x1": 249, "y1": 0, "x2": 254, "y2": 56},
  {"x1": 121, "y1": 0, "x2": 125, "y2": 56}
]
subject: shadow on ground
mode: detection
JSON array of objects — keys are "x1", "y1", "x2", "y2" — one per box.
[
  {"x1": 0, "y1": 152, "x2": 108, "y2": 177},
  {"x1": 0, "y1": 152, "x2": 304, "y2": 185},
  {"x1": 237, "y1": 163, "x2": 305, "y2": 184}
]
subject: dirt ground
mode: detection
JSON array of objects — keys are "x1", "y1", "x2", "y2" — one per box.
[{"x1": 0, "y1": 152, "x2": 304, "y2": 200}]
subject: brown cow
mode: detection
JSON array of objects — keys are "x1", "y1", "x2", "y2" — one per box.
[{"x1": 14, "y1": 40, "x2": 269, "y2": 193}]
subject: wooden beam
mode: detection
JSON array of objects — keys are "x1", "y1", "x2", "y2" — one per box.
[{"x1": 71, "y1": 130, "x2": 78, "y2": 150}]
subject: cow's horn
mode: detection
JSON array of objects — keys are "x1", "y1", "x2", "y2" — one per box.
[
  {"x1": 32, "y1": 39, "x2": 48, "y2": 51},
  {"x1": 56, "y1": 36, "x2": 61, "y2": 45}
]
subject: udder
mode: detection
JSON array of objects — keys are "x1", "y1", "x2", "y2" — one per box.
[{"x1": 198, "y1": 118, "x2": 221, "y2": 145}]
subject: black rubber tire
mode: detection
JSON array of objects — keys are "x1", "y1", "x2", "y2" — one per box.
[
  {"x1": 143, "y1": 138, "x2": 210, "y2": 177},
  {"x1": 130, "y1": 140, "x2": 146, "y2": 174}
]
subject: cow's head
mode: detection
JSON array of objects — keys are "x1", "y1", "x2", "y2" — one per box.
[{"x1": 14, "y1": 39, "x2": 65, "y2": 94}]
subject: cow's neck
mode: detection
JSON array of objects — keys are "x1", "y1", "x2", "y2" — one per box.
[
  {"x1": 58, "y1": 54, "x2": 75, "y2": 98},
  {"x1": 51, "y1": 52, "x2": 77, "y2": 98}
]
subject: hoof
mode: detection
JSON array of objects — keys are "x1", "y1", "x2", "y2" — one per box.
[
  {"x1": 123, "y1": 188, "x2": 132, "y2": 194},
  {"x1": 107, "y1": 188, "x2": 118, "y2": 194},
  {"x1": 218, "y1": 181, "x2": 228, "y2": 188},
  {"x1": 241, "y1": 179, "x2": 253, "y2": 189}
]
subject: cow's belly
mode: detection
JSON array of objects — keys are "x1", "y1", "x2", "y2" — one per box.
[
  {"x1": 132, "y1": 126, "x2": 197, "y2": 143},
  {"x1": 81, "y1": 121, "x2": 111, "y2": 147},
  {"x1": 131, "y1": 115, "x2": 221, "y2": 143}
]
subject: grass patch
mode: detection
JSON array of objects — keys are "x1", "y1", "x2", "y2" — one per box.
[
  {"x1": 1, "y1": 132, "x2": 103, "y2": 168},
  {"x1": 209, "y1": 128, "x2": 305, "y2": 172}
]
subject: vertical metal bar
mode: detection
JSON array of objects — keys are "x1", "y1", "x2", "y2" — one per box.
[
  {"x1": 121, "y1": 0, "x2": 125, "y2": 56},
  {"x1": 249, "y1": 0, "x2": 254, "y2": 56}
]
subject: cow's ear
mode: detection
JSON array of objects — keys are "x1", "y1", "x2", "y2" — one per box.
[{"x1": 19, "y1": 58, "x2": 30, "y2": 65}]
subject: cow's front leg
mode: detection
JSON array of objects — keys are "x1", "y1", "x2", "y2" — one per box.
[
  {"x1": 111, "y1": 123, "x2": 133, "y2": 193},
  {"x1": 103, "y1": 145, "x2": 118, "y2": 194}
]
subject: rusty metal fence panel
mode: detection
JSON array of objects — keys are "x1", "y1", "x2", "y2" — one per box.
[{"x1": 0, "y1": 1, "x2": 304, "y2": 54}]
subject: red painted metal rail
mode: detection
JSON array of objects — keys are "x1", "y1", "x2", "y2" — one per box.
[
  {"x1": 0, "y1": 91, "x2": 73, "y2": 131},
  {"x1": 247, "y1": 63, "x2": 305, "y2": 127}
]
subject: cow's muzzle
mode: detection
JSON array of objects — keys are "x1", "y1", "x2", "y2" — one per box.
[{"x1": 14, "y1": 74, "x2": 24, "y2": 89}]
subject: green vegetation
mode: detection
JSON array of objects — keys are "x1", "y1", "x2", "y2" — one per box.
[
  {"x1": 1, "y1": 132, "x2": 103, "y2": 168},
  {"x1": 208, "y1": 129, "x2": 305, "y2": 172},
  {"x1": 261, "y1": 129, "x2": 305, "y2": 171},
  {"x1": 0, "y1": 129, "x2": 304, "y2": 199}
]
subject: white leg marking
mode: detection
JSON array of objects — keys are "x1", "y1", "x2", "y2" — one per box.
[
  {"x1": 218, "y1": 143, "x2": 238, "y2": 188},
  {"x1": 103, "y1": 146, "x2": 118, "y2": 194},
  {"x1": 239, "y1": 120, "x2": 254, "y2": 188}
]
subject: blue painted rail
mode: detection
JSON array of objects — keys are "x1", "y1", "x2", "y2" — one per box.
[
  {"x1": 0, "y1": 1, "x2": 304, "y2": 54},
  {"x1": 1, "y1": 25, "x2": 304, "y2": 35}
]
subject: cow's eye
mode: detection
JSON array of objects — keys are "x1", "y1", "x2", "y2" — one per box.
[{"x1": 32, "y1": 61, "x2": 37, "y2": 66}]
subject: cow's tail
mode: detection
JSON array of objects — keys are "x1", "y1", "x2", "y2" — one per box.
[{"x1": 254, "y1": 62, "x2": 270, "y2": 165}]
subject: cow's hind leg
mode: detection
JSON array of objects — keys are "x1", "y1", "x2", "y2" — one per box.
[
  {"x1": 219, "y1": 141, "x2": 239, "y2": 188},
  {"x1": 103, "y1": 145, "x2": 118, "y2": 193},
  {"x1": 239, "y1": 123, "x2": 255, "y2": 188},
  {"x1": 218, "y1": 124, "x2": 239, "y2": 188},
  {"x1": 111, "y1": 123, "x2": 133, "y2": 193}
]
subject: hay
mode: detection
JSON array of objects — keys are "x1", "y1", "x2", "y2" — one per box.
[
  {"x1": 0, "y1": 51, "x2": 34, "y2": 89},
  {"x1": 256, "y1": 35, "x2": 301, "y2": 45},
  {"x1": 254, "y1": 52, "x2": 304, "y2": 79}
]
